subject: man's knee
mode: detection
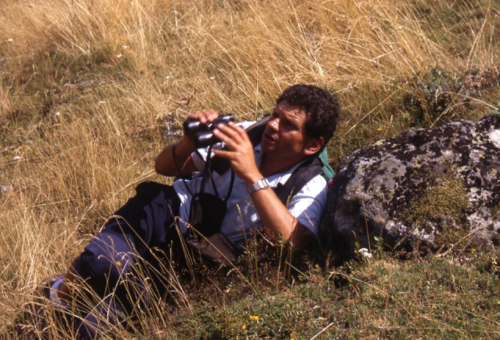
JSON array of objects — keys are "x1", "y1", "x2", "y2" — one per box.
[{"x1": 75, "y1": 237, "x2": 135, "y2": 294}]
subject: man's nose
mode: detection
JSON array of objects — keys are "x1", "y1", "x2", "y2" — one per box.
[{"x1": 268, "y1": 116, "x2": 279, "y2": 131}]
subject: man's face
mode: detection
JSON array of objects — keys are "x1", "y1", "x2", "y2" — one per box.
[{"x1": 261, "y1": 100, "x2": 319, "y2": 160}]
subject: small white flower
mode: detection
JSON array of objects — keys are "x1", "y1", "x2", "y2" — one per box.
[
  {"x1": 165, "y1": 76, "x2": 170, "y2": 79},
  {"x1": 55, "y1": 112, "x2": 60, "y2": 116},
  {"x1": 210, "y1": 76, "x2": 215, "y2": 80},
  {"x1": 7, "y1": 38, "x2": 13, "y2": 42},
  {"x1": 13, "y1": 156, "x2": 20, "y2": 160},
  {"x1": 358, "y1": 248, "x2": 372, "y2": 258},
  {"x1": 116, "y1": 54, "x2": 122, "y2": 58}
]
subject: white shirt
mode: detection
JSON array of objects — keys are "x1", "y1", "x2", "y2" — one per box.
[{"x1": 173, "y1": 126, "x2": 328, "y2": 248}]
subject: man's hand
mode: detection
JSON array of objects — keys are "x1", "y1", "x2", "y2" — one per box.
[
  {"x1": 181, "y1": 109, "x2": 220, "y2": 151},
  {"x1": 155, "y1": 109, "x2": 220, "y2": 176},
  {"x1": 212, "y1": 122, "x2": 261, "y2": 183},
  {"x1": 188, "y1": 109, "x2": 219, "y2": 125},
  {"x1": 213, "y1": 122, "x2": 314, "y2": 249}
]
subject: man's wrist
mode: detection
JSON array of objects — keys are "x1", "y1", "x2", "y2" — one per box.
[
  {"x1": 243, "y1": 170, "x2": 264, "y2": 188},
  {"x1": 247, "y1": 178, "x2": 271, "y2": 194}
]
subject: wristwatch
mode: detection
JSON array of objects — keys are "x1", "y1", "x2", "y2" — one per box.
[{"x1": 247, "y1": 178, "x2": 271, "y2": 194}]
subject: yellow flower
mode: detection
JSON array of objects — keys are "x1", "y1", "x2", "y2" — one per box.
[
  {"x1": 249, "y1": 315, "x2": 259, "y2": 321},
  {"x1": 116, "y1": 261, "x2": 122, "y2": 267},
  {"x1": 471, "y1": 248, "x2": 476, "y2": 253}
]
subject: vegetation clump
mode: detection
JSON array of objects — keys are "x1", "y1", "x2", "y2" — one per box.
[
  {"x1": 402, "y1": 167, "x2": 469, "y2": 227},
  {"x1": 169, "y1": 252, "x2": 500, "y2": 339}
]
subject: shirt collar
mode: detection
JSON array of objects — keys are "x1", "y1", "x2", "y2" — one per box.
[{"x1": 253, "y1": 144, "x2": 306, "y2": 186}]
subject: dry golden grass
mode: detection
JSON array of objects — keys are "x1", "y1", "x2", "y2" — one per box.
[{"x1": 1, "y1": 0, "x2": 499, "y2": 338}]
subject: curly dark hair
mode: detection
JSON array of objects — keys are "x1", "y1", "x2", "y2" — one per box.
[{"x1": 276, "y1": 85, "x2": 340, "y2": 147}]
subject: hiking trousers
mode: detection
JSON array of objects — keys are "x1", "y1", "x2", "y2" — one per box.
[{"x1": 71, "y1": 181, "x2": 182, "y2": 337}]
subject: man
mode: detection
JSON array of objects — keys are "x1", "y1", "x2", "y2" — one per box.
[{"x1": 38, "y1": 84, "x2": 340, "y2": 338}]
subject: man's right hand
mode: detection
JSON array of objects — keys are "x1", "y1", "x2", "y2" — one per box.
[{"x1": 154, "y1": 109, "x2": 219, "y2": 177}]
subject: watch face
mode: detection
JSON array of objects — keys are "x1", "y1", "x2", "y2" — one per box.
[
  {"x1": 257, "y1": 180, "x2": 264, "y2": 188},
  {"x1": 248, "y1": 178, "x2": 270, "y2": 194}
]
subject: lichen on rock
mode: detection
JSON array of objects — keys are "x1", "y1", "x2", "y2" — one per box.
[{"x1": 321, "y1": 115, "x2": 500, "y2": 255}]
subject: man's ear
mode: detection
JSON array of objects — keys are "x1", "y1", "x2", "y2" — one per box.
[{"x1": 304, "y1": 137, "x2": 324, "y2": 156}]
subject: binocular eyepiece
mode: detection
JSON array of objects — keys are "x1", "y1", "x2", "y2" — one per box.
[{"x1": 183, "y1": 114, "x2": 235, "y2": 148}]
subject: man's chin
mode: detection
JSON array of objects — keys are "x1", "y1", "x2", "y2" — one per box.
[{"x1": 261, "y1": 141, "x2": 275, "y2": 154}]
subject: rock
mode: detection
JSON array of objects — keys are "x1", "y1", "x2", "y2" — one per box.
[{"x1": 321, "y1": 115, "x2": 500, "y2": 254}]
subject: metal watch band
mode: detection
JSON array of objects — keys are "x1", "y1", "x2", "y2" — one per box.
[{"x1": 247, "y1": 178, "x2": 270, "y2": 194}]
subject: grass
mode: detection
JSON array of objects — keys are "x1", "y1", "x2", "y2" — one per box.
[
  {"x1": 187, "y1": 251, "x2": 500, "y2": 339},
  {"x1": 1, "y1": 0, "x2": 500, "y2": 338}
]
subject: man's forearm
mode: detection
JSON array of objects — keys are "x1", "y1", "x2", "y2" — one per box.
[
  {"x1": 156, "y1": 109, "x2": 220, "y2": 176},
  {"x1": 209, "y1": 122, "x2": 315, "y2": 249},
  {"x1": 155, "y1": 139, "x2": 195, "y2": 176},
  {"x1": 245, "y1": 176, "x2": 314, "y2": 249}
]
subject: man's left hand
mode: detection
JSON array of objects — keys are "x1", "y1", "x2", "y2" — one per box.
[{"x1": 211, "y1": 122, "x2": 261, "y2": 183}]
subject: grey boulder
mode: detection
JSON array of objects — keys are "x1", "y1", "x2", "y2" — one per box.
[{"x1": 321, "y1": 115, "x2": 500, "y2": 254}]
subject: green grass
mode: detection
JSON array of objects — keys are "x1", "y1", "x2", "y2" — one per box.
[{"x1": 157, "y1": 249, "x2": 500, "y2": 339}]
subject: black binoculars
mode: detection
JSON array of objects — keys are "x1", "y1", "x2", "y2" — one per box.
[{"x1": 183, "y1": 114, "x2": 235, "y2": 148}]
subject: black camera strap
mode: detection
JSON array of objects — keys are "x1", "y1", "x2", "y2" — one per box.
[
  {"x1": 186, "y1": 144, "x2": 235, "y2": 237},
  {"x1": 197, "y1": 145, "x2": 234, "y2": 200},
  {"x1": 198, "y1": 145, "x2": 213, "y2": 195},
  {"x1": 186, "y1": 145, "x2": 239, "y2": 265},
  {"x1": 175, "y1": 144, "x2": 235, "y2": 201}
]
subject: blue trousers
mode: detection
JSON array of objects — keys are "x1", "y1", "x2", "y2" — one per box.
[{"x1": 72, "y1": 181, "x2": 182, "y2": 338}]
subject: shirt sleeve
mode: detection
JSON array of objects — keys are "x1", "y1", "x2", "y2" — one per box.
[
  {"x1": 286, "y1": 174, "x2": 328, "y2": 236},
  {"x1": 191, "y1": 145, "x2": 212, "y2": 171}
]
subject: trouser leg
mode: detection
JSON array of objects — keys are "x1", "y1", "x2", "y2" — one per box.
[{"x1": 71, "y1": 182, "x2": 181, "y2": 336}]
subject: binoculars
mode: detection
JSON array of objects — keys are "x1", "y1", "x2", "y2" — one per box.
[{"x1": 183, "y1": 114, "x2": 235, "y2": 148}]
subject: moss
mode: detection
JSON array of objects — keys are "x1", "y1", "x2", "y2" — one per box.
[
  {"x1": 209, "y1": 313, "x2": 244, "y2": 339},
  {"x1": 436, "y1": 227, "x2": 471, "y2": 249},
  {"x1": 401, "y1": 167, "x2": 470, "y2": 229},
  {"x1": 490, "y1": 203, "x2": 500, "y2": 219}
]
